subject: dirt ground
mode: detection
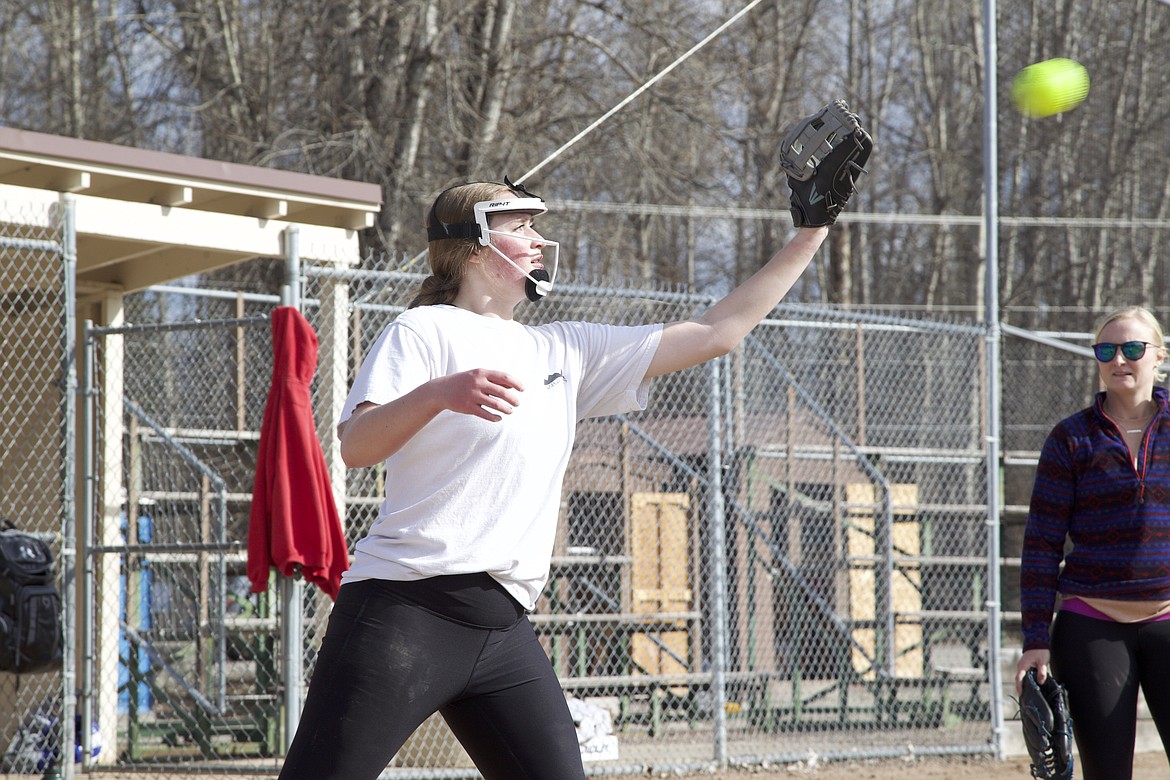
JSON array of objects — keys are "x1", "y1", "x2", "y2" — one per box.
[{"x1": 697, "y1": 751, "x2": 1170, "y2": 779}]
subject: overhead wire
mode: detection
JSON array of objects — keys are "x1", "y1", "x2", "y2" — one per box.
[
  {"x1": 402, "y1": 0, "x2": 769, "y2": 272},
  {"x1": 514, "y1": 0, "x2": 767, "y2": 186}
]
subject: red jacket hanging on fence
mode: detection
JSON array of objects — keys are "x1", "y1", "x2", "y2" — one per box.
[{"x1": 247, "y1": 306, "x2": 348, "y2": 600}]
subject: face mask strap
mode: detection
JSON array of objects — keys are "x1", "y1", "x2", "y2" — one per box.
[{"x1": 426, "y1": 220, "x2": 481, "y2": 242}]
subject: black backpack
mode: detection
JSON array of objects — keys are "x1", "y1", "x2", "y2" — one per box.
[{"x1": 0, "y1": 522, "x2": 63, "y2": 673}]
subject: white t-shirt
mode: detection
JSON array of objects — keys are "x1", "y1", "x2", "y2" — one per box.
[{"x1": 339, "y1": 305, "x2": 663, "y2": 610}]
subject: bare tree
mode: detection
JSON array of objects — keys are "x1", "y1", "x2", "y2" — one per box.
[{"x1": 2, "y1": 0, "x2": 1168, "y2": 316}]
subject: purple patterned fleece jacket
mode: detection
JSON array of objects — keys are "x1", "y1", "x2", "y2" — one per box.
[{"x1": 1020, "y1": 386, "x2": 1170, "y2": 650}]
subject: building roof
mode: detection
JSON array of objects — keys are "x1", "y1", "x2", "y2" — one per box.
[
  {"x1": 0, "y1": 127, "x2": 382, "y2": 229},
  {"x1": 0, "y1": 127, "x2": 384, "y2": 293}
]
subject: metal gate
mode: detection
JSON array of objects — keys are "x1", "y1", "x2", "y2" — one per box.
[{"x1": 80, "y1": 312, "x2": 285, "y2": 775}]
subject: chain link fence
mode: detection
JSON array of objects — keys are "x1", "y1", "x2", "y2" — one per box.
[
  {"x1": 7, "y1": 242, "x2": 1133, "y2": 777},
  {"x1": 0, "y1": 197, "x2": 74, "y2": 775},
  {"x1": 298, "y1": 264, "x2": 997, "y2": 772}
]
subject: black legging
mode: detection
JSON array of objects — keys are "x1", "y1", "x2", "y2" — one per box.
[
  {"x1": 1050, "y1": 610, "x2": 1170, "y2": 780},
  {"x1": 278, "y1": 576, "x2": 586, "y2": 780}
]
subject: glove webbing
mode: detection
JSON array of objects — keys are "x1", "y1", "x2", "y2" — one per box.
[{"x1": 781, "y1": 100, "x2": 856, "y2": 182}]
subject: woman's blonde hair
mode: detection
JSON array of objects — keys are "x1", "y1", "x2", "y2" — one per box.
[
  {"x1": 1094, "y1": 305, "x2": 1168, "y2": 383},
  {"x1": 408, "y1": 182, "x2": 513, "y2": 309}
]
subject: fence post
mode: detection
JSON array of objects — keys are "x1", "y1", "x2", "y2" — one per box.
[
  {"x1": 60, "y1": 194, "x2": 77, "y2": 780},
  {"x1": 707, "y1": 357, "x2": 728, "y2": 766},
  {"x1": 981, "y1": 0, "x2": 1006, "y2": 758},
  {"x1": 281, "y1": 228, "x2": 306, "y2": 753}
]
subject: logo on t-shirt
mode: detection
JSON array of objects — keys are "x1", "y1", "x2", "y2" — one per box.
[{"x1": 544, "y1": 371, "x2": 565, "y2": 389}]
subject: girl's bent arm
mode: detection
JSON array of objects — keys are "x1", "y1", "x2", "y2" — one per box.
[{"x1": 338, "y1": 368, "x2": 526, "y2": 468}]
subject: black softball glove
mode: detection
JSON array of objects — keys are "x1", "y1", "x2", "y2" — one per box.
[
  {"x1": 1019, "y1": 669, "x2": 1074, "y2": 780},
  {"x1": 780, "y1": 99, "x2": 873, "y2": 227}
]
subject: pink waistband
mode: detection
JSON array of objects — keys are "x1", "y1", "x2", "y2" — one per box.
[{"x1": 1060, "y1": 597, "x2": 1170, "y2": 623}]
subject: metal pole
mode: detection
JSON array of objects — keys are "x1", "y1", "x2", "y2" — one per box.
[
  {"x1": 60, "y1": 195, "x2": 78, "y2": 780},
  {"x1": 879, "y1": 489, "x2": 895, "y2": 711},
  {"x1": 284, "y1": 226, "x2": 302, "y2": 310},
  {"x1": 282, "y1": 227, "x2": 305, "y2": 752},
  {"x1": 982, "y1": 0, "x2": 1006, "y2": 759},
  {"x1": 707, "y1": 358, "x2": 729, "y2": 765},
  {"x1": 214, "y1": 487, "x2": 229, "y2": 713},
  {"x1": 79, "y1": 319, "x2": 96, "y2": 780}
]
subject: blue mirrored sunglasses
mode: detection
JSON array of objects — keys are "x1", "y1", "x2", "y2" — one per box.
[{"x1": 1092, "y1": 341, "x2": 1152, "y2": 362}]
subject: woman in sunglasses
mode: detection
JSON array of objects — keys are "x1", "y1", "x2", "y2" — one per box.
[{"x1": 1016, "y1": 305, "x2": 1170, "y2": 780}]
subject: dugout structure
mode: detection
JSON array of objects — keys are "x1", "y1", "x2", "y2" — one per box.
[{"x1": 0, "y1": 127, "x2": 380, "y2": 773}]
